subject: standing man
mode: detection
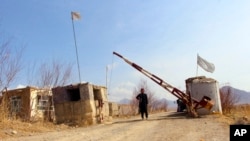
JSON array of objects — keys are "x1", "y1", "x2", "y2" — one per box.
[{"x1": 136, "y1": 88, "x2": 148, "y2": 120}]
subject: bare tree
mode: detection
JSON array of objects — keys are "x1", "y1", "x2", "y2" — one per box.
[
  {"x1": 220, "y1": 86, "x2": 240, "y2": 114},
  {"x1": 36, "y1": 60, "x2": 73, "y2": 88},
  {"x1": 130, "y1": 88, "x2": 139, "y2": 115},
  {"x1": 158, "y1": 99, "x2": 168, "y2": 112},
  {"x1": 130, "y1": 79, "x2": 157, "y2": 114},
  {"x1": 128, "y1": 78, "x2": 170, "y2": 116},
  {"x1": 27, "y1": 60, "x2": 73, "y2": 122},
  {"x1": 0, "y1": 37, "x2": 23, "y2": 92},
  {"x1": 0, "y1": 33, "x2": 24, "y2": 121}
]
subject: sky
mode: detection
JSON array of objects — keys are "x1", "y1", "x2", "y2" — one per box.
[{"x1": 1, "y1": 0, "x2": 250, "y2": 102}]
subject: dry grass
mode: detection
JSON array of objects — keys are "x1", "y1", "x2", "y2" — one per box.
[
  {"x1": 227, "y1": 104, "x2": 250, "y2": 124},
  {"x1": 216, "y1": 104, "x2": 250, "y2": 125},
  {"x1": 0, "y1": 119, "x2": 70, "y2": 139},
  {"x1": 0, "y1": 92, "x2": 67, "y2": 139},
  {"x1": 1, "y1": 104, "x2": 250, "y2": 139}
]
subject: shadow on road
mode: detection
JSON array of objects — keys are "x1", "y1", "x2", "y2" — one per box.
[
  {"x1": 156, "y1": 112, "x2": 204, "y2": 120},
  {"x1": 148, "y1": 112, "x2": 189, "y2": 121},
  {"x1": 112, "y1": 119, "x2": 143, "y2": 124}
]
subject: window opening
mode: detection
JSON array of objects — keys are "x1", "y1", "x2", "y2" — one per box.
[
  {"x1": 10, "y1": 96, "x2": 21, "y2": 113},
  {"x1": 37, "y1": 95, "x2": 51, "y2": 110},
  {"x1": 93, "y1": 89, "x2": 102, "y2": 100}
]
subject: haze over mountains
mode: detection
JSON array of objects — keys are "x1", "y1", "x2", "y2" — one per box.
[
  {"x1": 118, "y1": 86, "x2": 250, "y2": 107},
  {"x1": 220, "y1": 86, "x2": 250, "y2": 104}
]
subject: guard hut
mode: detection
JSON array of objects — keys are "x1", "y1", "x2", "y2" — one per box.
[
  {"x1": 52, "y1": 83, "x2": 110, "y2": 125},
  {"x1": 185, "y1": 76, "x2": 222, "y2": 115}
]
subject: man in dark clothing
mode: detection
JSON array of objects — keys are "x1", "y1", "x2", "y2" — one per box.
[
  {"x1": 177, "y1": 99, "x2": 186, "y2": 112},
  {"x1": 136, "y1": 88, "x2": 148, "y2": 120}
]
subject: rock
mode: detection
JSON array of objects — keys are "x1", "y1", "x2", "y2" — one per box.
[
  {"x1": 242, "y1": 116, "x2": 248, "y2": 121},
  {"x1": 235, "y1": 116, "x2": 248, "y2": 125},
  {"x1": 11, "y1": 130, "x2": 17, "y2": 135}
]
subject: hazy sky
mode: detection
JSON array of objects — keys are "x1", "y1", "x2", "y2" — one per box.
[{"x1": 1, "y1": 0, "x2": 250, "y2": 102}]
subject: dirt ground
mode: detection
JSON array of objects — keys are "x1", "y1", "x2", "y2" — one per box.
[{"x1": 2, "y1": 111, "x2": 234, "y2": 141}]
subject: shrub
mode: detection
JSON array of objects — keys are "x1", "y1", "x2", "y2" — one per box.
[{"x1": 220, "y1": 86, "x2": 240, "y2": 114}]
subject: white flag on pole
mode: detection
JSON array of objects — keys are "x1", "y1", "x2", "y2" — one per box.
[
  {"x1": 197, "y1": 55, "x2": 215, "y2": 73},
  {"x1": 71, "y1": 12, "x2": 81, "y2": 20}
]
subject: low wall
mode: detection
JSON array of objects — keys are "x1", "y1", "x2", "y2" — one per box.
[
  {"x1": 109, "y1": 102, "x2": 119, "y2": 117},
  {"x1": 118, "y1": 104, "x2": 134, "y2": 116},
  {"x1": 54, "y1": 100, "x2": 96, "y2": 125}
]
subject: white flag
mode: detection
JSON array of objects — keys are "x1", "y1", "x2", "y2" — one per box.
[
  {"x1": 197, "y1": 55, "x2": 215, "y2": 73},
  {"x1": 71, "y1": 12, "x2": 81, "y2": 20}
]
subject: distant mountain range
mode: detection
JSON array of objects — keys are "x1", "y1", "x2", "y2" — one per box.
[
  {"x1": 117, "y1": 86, "x2": 250, "y2": 106},
  {"x1": 118, "y1": 98, "x2": 131, "y2": 104},
  {"x1": 118, "y1": 98, "x2": 177, "y2": 108},
  {"x1": 220, "y1": 86, "x2": 250, "y2": 104}
]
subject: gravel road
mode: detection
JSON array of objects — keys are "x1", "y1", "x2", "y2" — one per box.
[{"x1": 4, "y1": 111, "x2": 230, "y2": 141}]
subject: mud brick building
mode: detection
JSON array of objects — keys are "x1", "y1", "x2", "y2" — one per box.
[
  {"x1": 1, "y1": 86, "x2": 53, "y2": 121},
  {"x1": 52, "y1": 83, "x2": 110, "y2": 125}
]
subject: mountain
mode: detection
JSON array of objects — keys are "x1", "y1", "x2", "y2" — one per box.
[
  {"x1": 118, "y1": 97, "x2": 177, "y2": 108},
  {"x1": 118, "y1": 98, "x2": 131, "y2": 104},
  {"x1": 220, "y1": 86, "x2": 250, "y2": 104}
]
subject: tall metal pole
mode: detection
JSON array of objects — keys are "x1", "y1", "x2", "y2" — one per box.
[{"x1": 71, "y1": 15, "x2": 82, "y2": 83}]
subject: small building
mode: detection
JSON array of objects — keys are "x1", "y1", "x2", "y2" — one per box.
[
  {"x1": 52, "y1": 83, "x2": 110, "y2": 125},
  {"x1": 1, "y1": 86, "x2": 53, "y2": 121},
  {"x1": 185, "y1": 76, "x2": 222, "y2": 115}
]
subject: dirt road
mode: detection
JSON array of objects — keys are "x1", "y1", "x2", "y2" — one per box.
[{"x1": 4, "y1": 111, "x2": 230, "y2": 141}]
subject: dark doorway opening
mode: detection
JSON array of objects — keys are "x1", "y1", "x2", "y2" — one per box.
[
  {"x1": 67, "y1": 88, "x2": 80, "y2": 101},
  {"x1": 93, "y1": 89, "x2": 102, "y2": 100}
]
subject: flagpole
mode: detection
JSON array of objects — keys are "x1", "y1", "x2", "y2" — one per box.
[
  {"x1": 71, "y1": 13, "x2": 82, "y2": 83},
  {"x1": 196, "y1": 54, "x2": 198, "y2": 76}
]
